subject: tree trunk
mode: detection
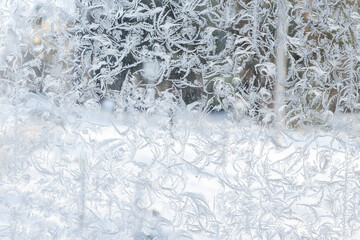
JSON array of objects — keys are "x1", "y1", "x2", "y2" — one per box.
[{"x1": 274, "y1": 0, "x2": 288, "y2": 124}]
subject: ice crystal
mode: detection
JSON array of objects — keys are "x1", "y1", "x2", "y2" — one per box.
[{"x1": 0, "y1": 0, "x2": 360, "y2": 239}]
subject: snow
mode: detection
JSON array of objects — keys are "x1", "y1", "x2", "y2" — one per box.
[{"x1": 1, "y1": 96, "x2": 360, "y2": 239}]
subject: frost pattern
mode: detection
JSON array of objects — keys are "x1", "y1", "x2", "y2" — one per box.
[{"x1": 0, "y1": 0, "x2": 360, "y2": 239}]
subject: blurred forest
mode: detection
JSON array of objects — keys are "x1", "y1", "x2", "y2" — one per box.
[{"x1": 0, "y1": 0, "x2": 359, "y2": 127}]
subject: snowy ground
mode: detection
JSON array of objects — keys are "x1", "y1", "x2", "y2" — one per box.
[{"x1": 1, "y1": 95, "x2": 360, "y2": 239}]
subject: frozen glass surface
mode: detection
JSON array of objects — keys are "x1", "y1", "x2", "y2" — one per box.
[{"x1": 0, "y1": 0, "x2": 360, "y2": 239}]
